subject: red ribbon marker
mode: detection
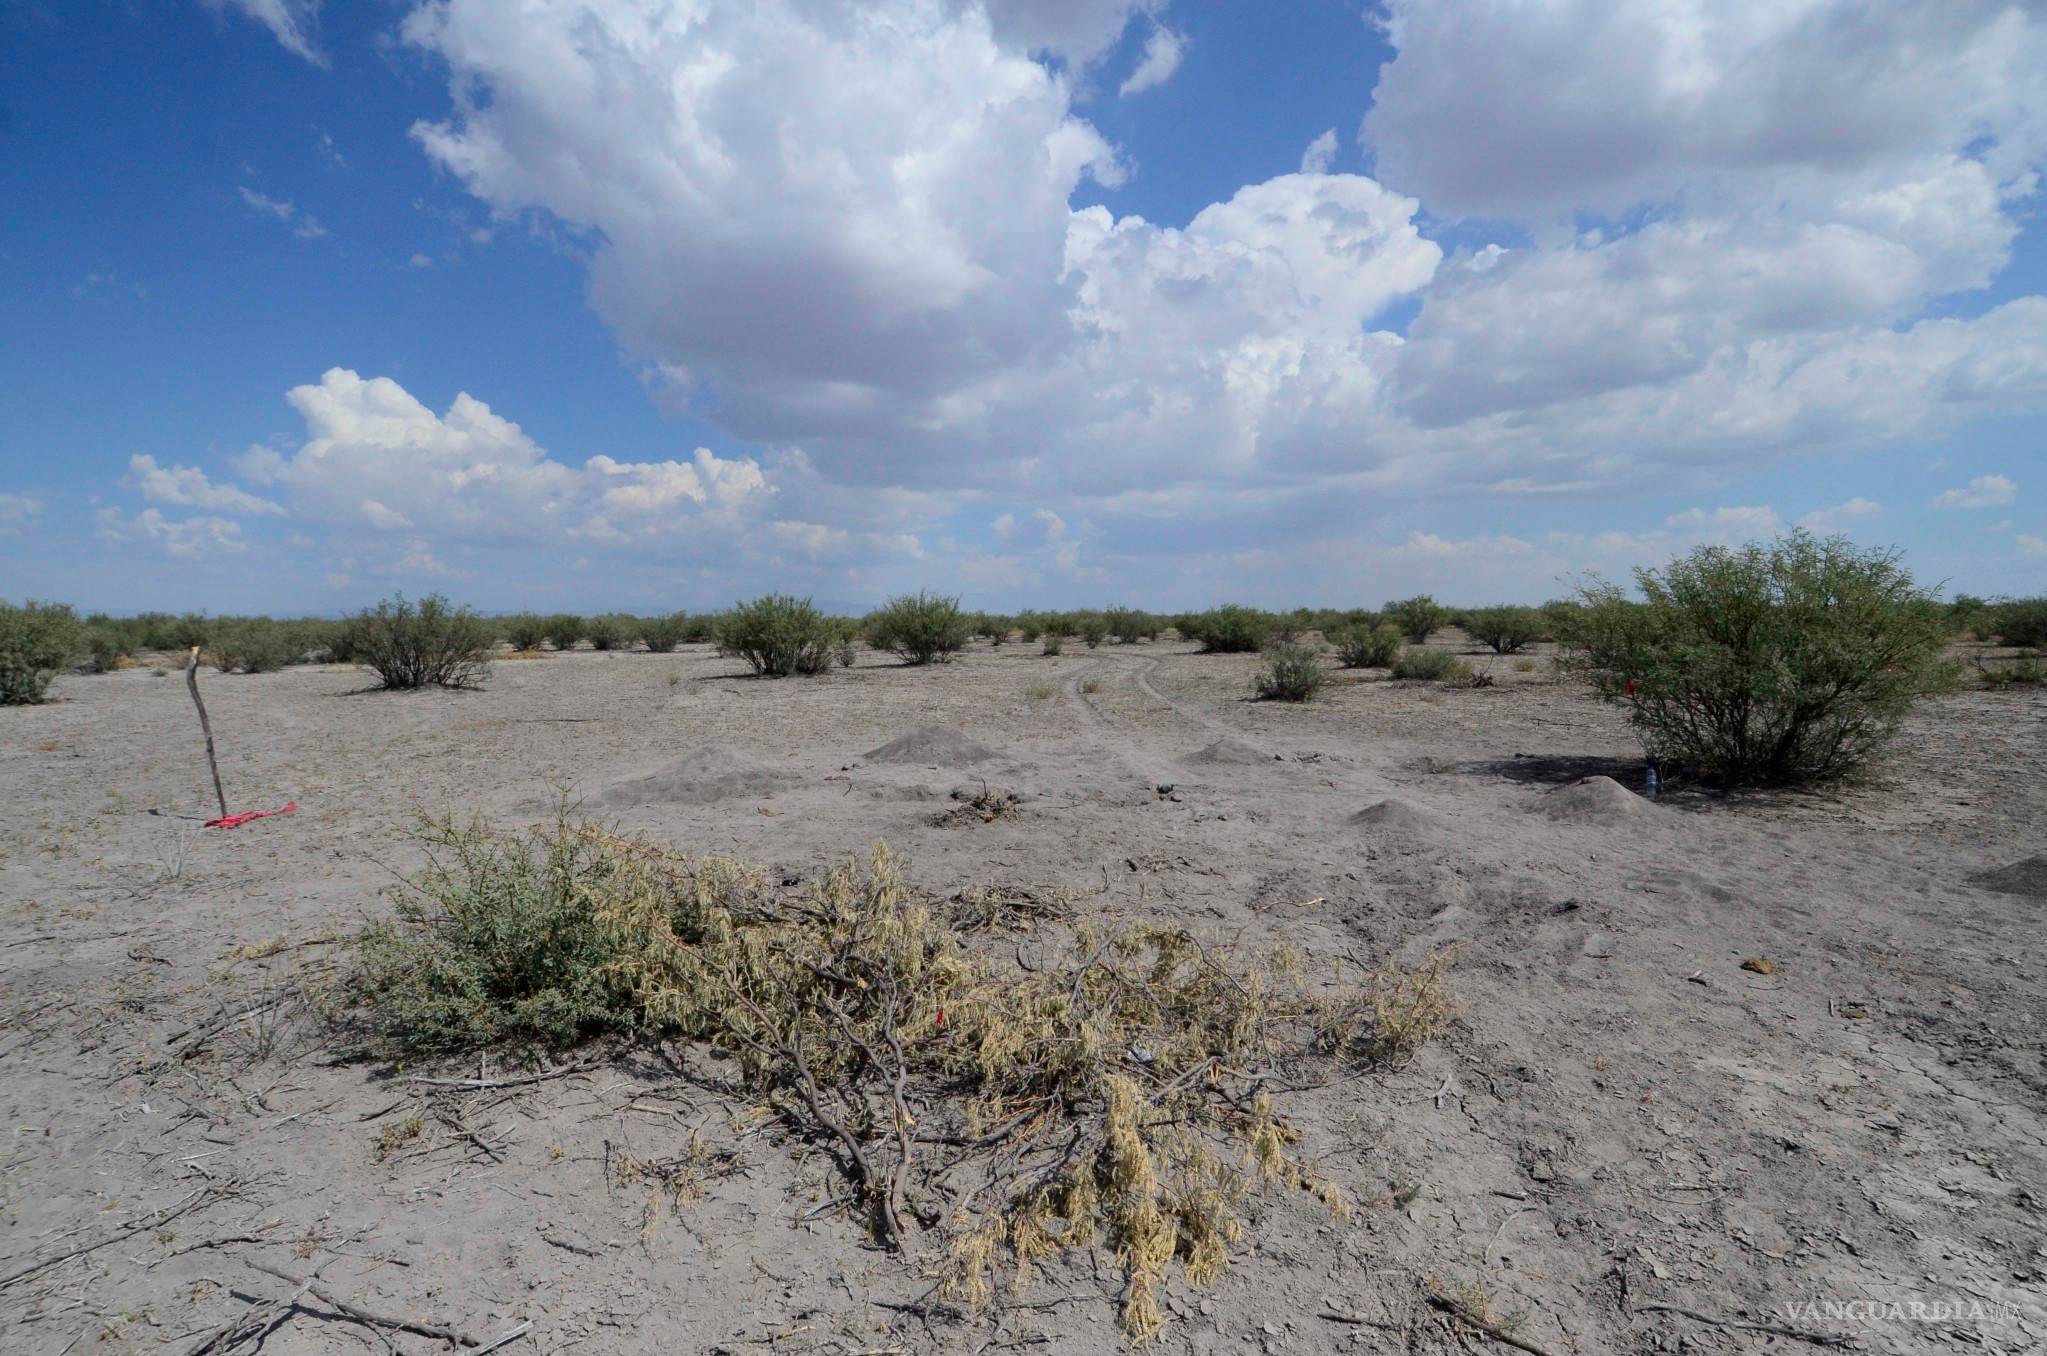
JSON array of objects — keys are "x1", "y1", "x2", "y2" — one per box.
[{"x1": 206, "y1": 801, "x2": 298, "y2": 830}]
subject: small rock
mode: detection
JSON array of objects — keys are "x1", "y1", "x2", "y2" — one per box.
[{"x1": 1740, "y1": 956, "x2": 1778, "y2": 975}]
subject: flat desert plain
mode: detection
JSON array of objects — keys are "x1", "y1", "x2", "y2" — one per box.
[{"x1": 3, "y1": 638, "x2": 2043, "y2": 1355}]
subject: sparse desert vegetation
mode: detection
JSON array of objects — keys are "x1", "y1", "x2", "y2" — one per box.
[
  {"x1": 0, "y1": 599, "x2": 82, "y2": 703},
  {"x1": 343, "y1": 592, "x2": 495, "y2": 690},
  {"x1": 1562, "y1": 532, "x2": 1956, "y2": 786},
  {"x1": 5, "y1": 541, "x2": 2044, "y2": 1355}
]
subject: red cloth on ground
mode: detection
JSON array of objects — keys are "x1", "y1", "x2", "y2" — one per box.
[{"x1": 205, "y1": 801, "x2": 298, "y2": 829}]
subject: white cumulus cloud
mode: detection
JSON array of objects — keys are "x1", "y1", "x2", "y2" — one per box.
[
  {"x1": 1119, "y1": 25, "x2": 1185, "y2": 96},
  {"x1": 0, "y1": 493, "x2": 43, "y2": 536},
  {"x1": 1299, "y1": 128, "x2": 1339, "y2": 174},
  {"x1": 125, "y1": 455, "x2": 286, "y2": 516},
  {"x1": 385, "y1": 0, "x2": 2047, "y2": 541},
  {"x1": 1933, "y1": 474, "x2": 2018, "y2": 509},
  {"x1": 203, "y1": 0, "x2": 326, "y2": 66}
]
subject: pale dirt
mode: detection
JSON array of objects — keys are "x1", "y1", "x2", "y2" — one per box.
[{"x1": 3, "y1": 638, "x2": 2043, "y2": 1355}]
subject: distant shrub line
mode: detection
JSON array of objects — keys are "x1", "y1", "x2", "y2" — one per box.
[{"x1": 15, "y1": 559, "x2": 2031, "y2": 787}]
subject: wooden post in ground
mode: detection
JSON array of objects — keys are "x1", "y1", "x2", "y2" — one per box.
[{"x1": 185, "y1": 646, "x2": 228, "y2": 820}]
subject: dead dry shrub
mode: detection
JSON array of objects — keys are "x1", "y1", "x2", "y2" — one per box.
[
  {"x1": 932, "y1": 784, "x2": 1022, "y2": 826},
  {"x1": 350, "y1": 816, "x2": 1453, "y2": 1343}
]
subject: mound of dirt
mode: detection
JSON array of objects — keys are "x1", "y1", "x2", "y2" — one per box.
[
  {"x1": 1535, "y1": 775, "x2": 1653, "y2": 823},
  {"x1": 1972, "y1": 855, "x2": 2047, "y2": 900},
  {"x1": 1184, "y1": 737, "x2": 1273, "y2": 767},
  {"x1": 861, "y1": 724, "x2": 997, "y2": 766},
  {"x1": 596, "y1": 744, "x2": 796, "y2": 807},
  {"x1": 1348, "y1": 798, "x2": 1445, "y2": 834}
]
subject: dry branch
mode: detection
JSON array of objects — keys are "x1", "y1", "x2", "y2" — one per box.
[{"x1": 244, "y1": 1258, "x2": 480, "y2": 1346}]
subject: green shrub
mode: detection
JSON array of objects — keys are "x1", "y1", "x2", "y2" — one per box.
[
  {"x1": 1560, "y1": 532, "x2": 1954, "y2": 786},
  {"x1": 1, "y1": 600, "x2": 82, "y2": 703},
  {"x1": 353, "y1": 815, "x2": 636, "y2": 1052},
  {"x1": 1041, "y1": 632, "x2": 1065, "y2": 656},
  {"x1": 1980, "y1": 655, "x2": 2044, "y2": 686},
  {"x1": 208, "y1": 619, "x2": 296, "y2": 674},
  {"x1": 1185, "y1": 604, "x2": 1271, "y2": 653},
  {"x1": 1993, "y1": 598, "x2": 2047, "y2": 649},
  {"x1": 971, "y1": 613, "x2": 1011, "y2": 646},
  {"x1": 1077, "y1": 611, "x2": 1109, "y2": 648},
  {"x1": 717, "y1": 594, "x2": 835, "y2": 677},
  {"x1": 278, "y1": 619, "x2": 336, "y2": 664},
  {"x1": 543, "y1": 614, "x2": 585, "y2": 652},
  {"x1": 1947, "y1": 594, "x2": 1992, "y2": 638},
  {"x1": 342, "y1": 594, "x2": 494, "y2": 691},
  {"x1": 1463, "y1": 605, "x2": 1543, "y2": 655},
  {"x1": 81, "y1": 624, "x2": 131, "y2": 674},
  {"x1": 1385, "y1": 595, "x2": 1450, "y2": 644},
  {"x1": 130, "y1": 611, "x2": 212, "y2": 652},
  {"x1": 1253, "y1": 642, "x2": 1327, "y2": 701},
  {"x1": 322, "y1": 619, "x2": 364, "y2": 665},
  {"x1": 1331, "y1": 622, "x2": 1402, "y2": 668},
  {"x1": 502, "y1": 614, "x2": 548, "y2": 651},
  {"x1": 639, "y1": 613, "x2": 688, "y2": 653},
  {"x1": 1104, "y1": 606, "x2": 1157, "y2": 644},
  {"x1": 1389, "y1": 647, "x2": 1469, "y2": 682},
  {"x1": 584, "y1": 613, "x2": 638, "y2": 651},
  {"x1": 1013, "y1": 612, "x2": 1045, "y2": 642},
  {"x1": 867, "y1": 591, "x2": 970, "y2": 665}
]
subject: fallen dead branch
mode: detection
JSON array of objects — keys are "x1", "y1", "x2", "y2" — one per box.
[
  {"x1": 400, "y1": 1059, "x2": 594, "y2": 1091},
  {"x1": 0, "y1": 1182, "x2": 235, "y2": 1290},
  {"x1": 1634, "y1": 1301, "x2": 1857, "y2": 1349},
  {"x1": 244, "y1": 1257, "x2": 481, "y2": 1346},
  {"x1": 1426, "y1": 1289, "x2": 1564, "y2": 1356}
]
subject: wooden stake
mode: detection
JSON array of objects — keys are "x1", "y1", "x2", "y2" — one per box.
[{"x1": 185, "y1": 646, "x2": 228, "y2": 820}]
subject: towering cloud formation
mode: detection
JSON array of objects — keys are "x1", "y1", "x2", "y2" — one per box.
[{"x1": 392, "y1": 0, "x2": 2046, "y2": 528}]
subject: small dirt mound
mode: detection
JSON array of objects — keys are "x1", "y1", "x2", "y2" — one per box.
[
  {"x1": 596, "y1": 745, "x2": 795, "y2": 807},
  {"x1": 1535, "y1": 775, "x2": 1653, "y2": 823},
  {"x1": 862, "y1": 724, "x2": 997, "y2": 766},
  {"x1": 1185, "y1": 737, "x2": 1272, "y2": 767},
  {"x1": 1972, "y1": 855, "x2": 2047, "y2": 900},
  {"x1": 1348, "y1": 798, "x2": 1444, "y2": 834}
]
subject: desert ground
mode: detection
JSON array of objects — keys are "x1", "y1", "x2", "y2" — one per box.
[{"x1": 2, "y1": 636, "x2": 2043, "y2": 1355}]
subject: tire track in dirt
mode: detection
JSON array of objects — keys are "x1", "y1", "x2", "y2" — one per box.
[
  {"x1": 1115, "y1": 654, "x2": 1400, "y2": 807},
  {"x1": 1060, "y1": 656, "x2": 1174, "y2": 791}
]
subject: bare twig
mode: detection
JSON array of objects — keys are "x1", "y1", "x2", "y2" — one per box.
[
  {"x1": 244, "y1": 1258, "x2": 480, "y2": 1346},
  {"x1": 1634, "y1": 1302, "x2": 1856, "y2": 1349},
  {"x1": 0, "y1": 1183, "x2": 231, "y2": 1290},
  {"x1": 1425, "y1": 1291, "x2": 1565, "y2": 1356},
  {"x1": 400, "y1": 1061, "x2": 592, "y2": 1091}
]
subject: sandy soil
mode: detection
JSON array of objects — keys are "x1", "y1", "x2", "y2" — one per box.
[{"x1": 3, "y1": 638, "x2": 2043, "y2": 1355}]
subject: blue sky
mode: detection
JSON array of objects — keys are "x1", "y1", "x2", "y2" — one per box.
[{"x1": 2, "y1": 0, "x2": 2043, "y2": 615}]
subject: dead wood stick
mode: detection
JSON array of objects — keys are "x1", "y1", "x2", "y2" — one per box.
[
  {"x1": 0, "y1": 1184, "x2": 225, "y2": 1290},
  {"x1": 185, "y1": 646, "x2": 228, "y2": 820},
  {"x1": 1633, "y1": 1302, "x2": 1855, "y2": 1349},
  {"x1": 189, "y1": 1266, "x2": 324, "y2": 1355},
  {"x1": 472, "y1": 1319, "x2": 534, "y2": 1355},
  {"x1": 244, "y1": 1258, "x2": 479, "y2": 1346},
  {"x1": 400, "y1": 1060, "x2": 592, "y2": 1091},
  {"x1": 1425, "y1": 1292, "x2": 1565, "y2": 1356}
]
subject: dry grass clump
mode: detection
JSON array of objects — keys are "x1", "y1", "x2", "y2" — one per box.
[{"x1": 351, "y1": 816, "x2": 1451, "y2": 1342}]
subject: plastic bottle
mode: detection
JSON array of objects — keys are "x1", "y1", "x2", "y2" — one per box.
[{"x1": 1644, "y1": 765, "x2": 1660, "y2": 800}]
